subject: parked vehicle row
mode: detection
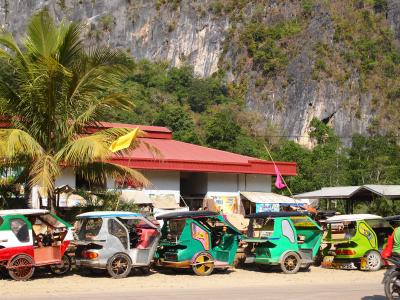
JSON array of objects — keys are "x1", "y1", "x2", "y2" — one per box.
[{"x1": 0, "y1": 209, "x2": 395, "y2": 281}]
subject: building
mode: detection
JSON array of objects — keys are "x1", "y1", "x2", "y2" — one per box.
[{"x1": 54, "y1": 122, "x2": 297, "y2": 212}]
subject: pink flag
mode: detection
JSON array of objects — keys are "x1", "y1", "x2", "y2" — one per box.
[{"x1": 274, "y1": 165, "x2": 286, "y2": 189}]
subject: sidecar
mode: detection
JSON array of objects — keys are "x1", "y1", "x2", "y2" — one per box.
[
  {"x1": 0, "y1": 209, "x2": 73, "y2": 280},
  {"x1": 155, "y1": 211, "x2": 242, "y2": 276},
  {"x1": 75, "y1": 211, "x2": 160, "y2": 278}
]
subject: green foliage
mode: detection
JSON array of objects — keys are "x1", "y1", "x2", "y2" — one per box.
[
  {"x1": 202, "y1": 106, "x2": 242, "y2": 152},
  {"x1": 240, "y1": 20, "x2": 301, "y2": 75},
  {"x1": 302, "y1": 0, "x2": 314, "y2": 16},
  {"x1": 347, "y1": 135, "x2": 400, "y2": 185},
  {"x1": 155, "y1": 104, "x2": 199, "y2": 143},
  {"x1": 373, "y1": 0, "x2": 388, "y2": 13},
  {"x1": 68, "y1": 189, "x2": 140, "y2": 219},
  {"x1": 0, "y1": 12, "x2": 147, "y2": 212},
  {"x1": 99, "y1": 14, "x2": 115, "y2": 31},
  {"x1": 209, "y1": 1, "x2": 224, "y2": 15}
]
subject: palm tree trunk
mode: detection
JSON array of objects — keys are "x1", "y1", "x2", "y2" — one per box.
[{"x1": 47, "y1": 185, "x2": 57, "y2": 214}]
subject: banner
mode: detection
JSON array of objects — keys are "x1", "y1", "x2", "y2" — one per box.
[
  {"x1": 206, "y1": 192, "x2": 240, "y2": 214},
  {"x1": 256, "y1": 203, "x2": 280, "y2": 213}
]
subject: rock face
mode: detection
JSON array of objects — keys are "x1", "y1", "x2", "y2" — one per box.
[
  {"x1": 0, "y1": 0, "x2": 399, "y2": 145},
  {"x1": 0, "y1": 0, "x2": 227, "y2": 77}
]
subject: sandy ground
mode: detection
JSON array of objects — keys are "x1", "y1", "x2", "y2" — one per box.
[{"x1": 0, "y1": 266, "x2": 385, "y2": 298}]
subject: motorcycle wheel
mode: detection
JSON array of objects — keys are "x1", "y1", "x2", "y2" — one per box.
[{"x1": 385, "y1": 270, "x2": 400, "y2": 300}]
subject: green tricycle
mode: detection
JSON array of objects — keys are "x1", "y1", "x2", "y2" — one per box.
[
  {"x1": 321, "y1": 214, "x2": 393, "y2": 271},
  {"x1": 242, "y1": 211, "x2": 323, "y2": 274},
  {"x1": 154, "y1": 211, "x2": 242, "y2": 276}
]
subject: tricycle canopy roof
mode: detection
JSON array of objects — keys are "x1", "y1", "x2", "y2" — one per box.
[
  {"x1": 245, "y1": 211, "x2": 311, "y2": 219},
  {"x1": 156, "y1": 210, "x2": 218, "y2": 220},
  {"x1": 0, "y1": 209, "x2": 49, "y2": 216},
  {"x1": 324, "y1": 214, "x2": 382, "y2": 223},
  {"x1": 384, "y1": 215, "x2": 400, "y2": 222},
  {"x1": 76, "y1": 211, "x2": 143, "y2": 219}
]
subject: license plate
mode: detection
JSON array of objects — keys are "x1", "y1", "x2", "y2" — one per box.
[
  {"x1": 360, "y1": 257, "x2": 367, "y2": 270},
  {"x1": 321, "y1": 256, "x2": 334, "y2": 267}
]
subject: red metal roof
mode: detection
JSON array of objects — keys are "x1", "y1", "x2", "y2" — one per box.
[
  {"x1": 85, "y1": 122, "x2": 173, "y2": 139},
  {"x1": 0, "y1": 119, "x2": 296, "y2": 175},
  {"x1": 110, "y1": 136, "x2": 297, "y2": 176}
]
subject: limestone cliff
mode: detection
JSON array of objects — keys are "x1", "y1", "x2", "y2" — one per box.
[{"x1": 0, "y1": 0, "x2": 399, "y2": 145}]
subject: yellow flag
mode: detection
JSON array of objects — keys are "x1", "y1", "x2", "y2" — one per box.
[{"x1": 109, "y1": 128, "x2": 139, "y2": 153}]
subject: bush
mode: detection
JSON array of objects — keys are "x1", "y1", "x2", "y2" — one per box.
[{"x1": 302, "y1": 0, "x2": 314, "y2": 16}]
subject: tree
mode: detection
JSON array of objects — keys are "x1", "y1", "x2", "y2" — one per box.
[
  {"x1": 203, "y1": 106, "x2": 241, "y2": 152},
  {"x1": 0, "y1": 12, "x2": 148, "y2": 212},
  {"x1": 155, "y1": 103, "x2": 199, "y2": 143}
]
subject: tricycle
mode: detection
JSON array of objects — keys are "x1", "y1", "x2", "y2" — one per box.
[
  {"x1": 0, "y1": 209, "x2": 73, "y2": 280},
  {"x1": 321, "y1": 214, "x2": 392, "y2": 271},
  {"x1": 74, "y1": 211, "x2": 160, "y2": 278},
  {"x1": 242, "y1": 211, "x2": 323, "y2": 274},
  {"x1": 155, "y1": 211, "x2": 242, "y2": 276}
]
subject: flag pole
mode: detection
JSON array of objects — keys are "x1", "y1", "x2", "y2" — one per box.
[{"x1": 263, "y1": 144, "x2": 294, "y2": 197}]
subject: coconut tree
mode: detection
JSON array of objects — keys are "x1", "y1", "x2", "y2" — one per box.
[{"x1": 0, "y1": 11, "x2": 148, "y2": 212}]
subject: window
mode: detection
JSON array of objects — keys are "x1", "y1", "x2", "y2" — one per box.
[
  {"x1": 40, "y1": 214, "x2": 65, "y2": 228},
  {"x1": 108, "y1": 219, "x2": 128, "y2": 249},
  {"x1": 10, "y1": 218, "x2": 30, "y2": 243},
  {"x1": 76, "y1": 218, "x2": 103, "y2": 240},
  {"x1": 252, "y1": 218, "x2": 274, "y2": 238},
  {"x1": 164, "y1": 219, "x2": 186, "y2": 240},
  {"x1": 0, "y1": 217, "x2": 3, "y2": 227},
  {"x1": 282, "y1": 220, "x2": 295, "y2": 243}
]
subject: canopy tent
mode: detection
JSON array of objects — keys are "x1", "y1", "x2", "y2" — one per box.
[
  {"x1": 240, "y1": 192, "x2": 309, "y2": 214},
  {"x1": 294, "y1": 185, "x2": 400, "y2": 213}
]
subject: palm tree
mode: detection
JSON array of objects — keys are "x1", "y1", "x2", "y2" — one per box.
[{"x1": 0, "y1": 11, "x2": 148, "y2": 212}]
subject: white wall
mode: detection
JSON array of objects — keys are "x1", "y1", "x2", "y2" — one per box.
[
  {"x1": 142, "y1": 170, "x2": 180, "y2": 190},
  {"x1": 207, "y1": 173, "x2": 238, "y2": 192},
  {"x1": 241, "y1": 174, "x2": 272, "y2": 192},
  {"x1": 55, "y1": 167, "x2": 76, "y2": 188},
  {"x1": 142, "y1": 170, "x2": 181, "y2": 203},
  {"x1": 211, "y1": 173, "x2": 272, "y2": 193}
]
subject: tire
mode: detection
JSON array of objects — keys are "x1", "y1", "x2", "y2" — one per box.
[
  {"x1": 50, "y1": 254, "x2": 72, "y2": 275},
  {"x1": 385, "y1": 270, "x2": 400, "y2": 300},
  {"x1": 280, "y1": 252, "x2": 301, "y2": 274},
  {"x1": 192, "y1": 252, "x2": 214, "y2": 276},
  {"x1": 89, "y1": 268, "x2": 105, "y2": 276},
  {"x1": 364, "y1": 250, "x2": 383, "y2": 271},
  {"x1": 106, "y1": 253, "x2": 132, "y2": 279},
  {"x1": 139, "y1": 267, "x2": 150, "y2": 275},
  {"x1": 258, "y1": 264, "x2": 271, "y2": 272},
  {"x1": 301, "y1": 263, "x2": 312, "y2": 272},
  {"x1": 8, "y1": 254, "x2": 35, "y2": 281}
]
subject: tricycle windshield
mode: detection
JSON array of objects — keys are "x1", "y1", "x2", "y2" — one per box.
[
  {"x1": 40, "y1": 214, "x2": 65, "y2": 228},
  {"x1": 250, "y1": 218, "x2": 274, "y2": 238},
  {"x1": 328, "y1": 221, "x2": 357, "y2": 240},
  {"x1": 76, "y1": 218, "x2": 103, "y2": 240},
  {"x1": 163, "y1": 219, "x2": 186, "y2": 240},
  {"x1": 365, "y1": 219, "x2": 392, "y2": 248},
  {"x1": 291, "y1": 216, "x2": 318, "y2": 229}
]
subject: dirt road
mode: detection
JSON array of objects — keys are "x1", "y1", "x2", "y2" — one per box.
[{"x1": 1, "y1": 266, "x2": 386, "y2": 299}]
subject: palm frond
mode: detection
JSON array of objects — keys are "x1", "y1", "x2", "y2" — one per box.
[
  {"x1": 56, "y1": 127, "x2": 147, "y2": 165},
  {"x1": 66, "y1": 93, "x2": 133, "y2": 137},
  {"x1": 76, "y1": 162, "x2": 150, "y2": 187},
  {"x1": 24, "y1": 11, "x2": 59, "y2": 58},
  {"x1": 56, "y1": 21, "x2": 84, "y2": 66},
  {"x1": 0, "y1": 31, "x2": 28, "y2": 69},
  {"x1": 29, "y1": 154, "x2": 61, "y2": 197},
  {"x1": 0, "y1": 129, "x2": 44, "y2": 159}
]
